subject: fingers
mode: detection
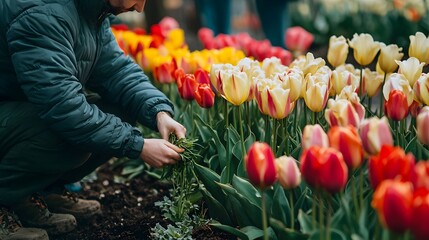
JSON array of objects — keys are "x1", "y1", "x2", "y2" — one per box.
[{"x1": 164, "y1": 140, "x2": 184, "y2": 153}]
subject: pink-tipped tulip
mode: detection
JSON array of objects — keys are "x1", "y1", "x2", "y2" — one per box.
[
  {"x1": 285, "y1": 26, "x2": 314, "y2": 56},
  {"x1": 301, "y1": 124, "x2": 329, "y2": 150},
  {"x1": 245, "y1": 142, "x2": 277, "y2": 189},
  {"x1": 417, "y1": 106, "x2": 429, "y2": 146},
  {"x1": 275, "y1": 156, "x2": 301, "y2": 189},
  {"x1": 359, "y1": 117, "x2": 393, "y2": 156}
]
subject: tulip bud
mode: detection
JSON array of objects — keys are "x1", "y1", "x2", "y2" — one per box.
[
  {"x1": 301, "y1": 124, "x2": 329, "y2": 150},
  {"x1": 411, "y1": 188, "x2": 429, "y2": 240},
  {"x1": 384, "y1": 90, "x2": 409, "y2": 121},
  {"x1": 396, "y1": 57, "x2": 425, "y2": 87},
  {"x1": 417, "y1": 106, "x2": 429, "y2": 146},
  {"x1": 303, "y1": 79, "x2": 329, "y2": 113},
  {"x1": 330, "y1": 68, "x2": 360, "y2": 96},
  {"x1": 362, "y1": 68, "x2": 384, "y2": 97},
  {"x1": 377, "y1": 43, "x2": 403, "y2": 74},
  {"x1": 327, "y1": 35, "x2": 349, "y2": 68},
  {"x1": 153, "y1": 62, "x2": 176, "y2": 84},
  {"x1": 409, "y1": 32, "x2": 429, "y2": 65},
  {"x1": 284, "y1": 26, "x2": 314, "y2": 57},
  {"x1": 348, "y1": 33, "x2": 381, "y2": 66},
  {"x1": 328, "y1": 126, "x2": 364, "y2": 170},
  {"x1": 275, "y1": 156, "x2": 301, "y2": 189},
  {"x1": 413, "y1": 73, "x2": 429, "y2": 106},
  {"x1": 325, "y1": 98, "x2": 363, "y2": 128},
  {"x1": 414, "y1": 161, "x2": 429, "y2": 190},
  {"x1": 194, "y1": 68, "x2": 210, "y2": 85},
  {"x1": 177, "y1": 73, "x2": 198, "y2": 101},
  {"x1": 222, "y1": 69, "x2": 251, "y2": 106},
  {"x1": 383, "y1": 73, "x2": 414, "y2": 106},
  {"x1": 371, "y1": 179, "x2": 413, "y2": 233},
  {"x1": 300, "y1": 146, "x2": 348, "y2": 194},
  {"x1": 194, "y1": 83, "x2": 215, "y2": 108},
  {"x1": 359, "y1": 117, "x2": 393, "y2": 156},
  {"x1": 369, "y1": 145, "x2": 416, "y2": 189},
  {"x1": 245, "y1": 142, "x2": 277, "y2": 189}
]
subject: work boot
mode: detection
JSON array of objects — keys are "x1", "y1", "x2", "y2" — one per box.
[
  {"x1": 0, "y1": 206, "x2": 49, "y2": 240},
  {"x1": 44, "y1": 190, "x2": 101, "y2": 221},
  {"x1": 12, "y1": 194, "x2": 77, "y2": 235}
]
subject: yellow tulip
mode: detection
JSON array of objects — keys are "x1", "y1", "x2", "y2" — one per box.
[
  {"x1": 395, "y1": 57, "x2": 425, "y2": 87},
  {"x1": 409, "y1": 32, "x2": 429, "y2": 65},
  {"x1": 222, "y1": 69, "x2": 251, "y2": 106},
  {"x1": 377, "y1": 43, "x2": 403, "y2": 74},
  {"x1": 327, "y1": 35, "x2": 349, "y2": 68},
  {"x1": 414, "y1": 73, "x2": 429, "y2": 105},
  {"x1": 362, "y1": 68, "x2": 384, "y2": 97},
  {"x1": 209, "y1": 63, "x2": 234, "y2": 95},
  {"x1": 261, "y1": 57, "x2": 288, "y2": 78},
  {"x1": 383, "y1": 73, "x2": 414, "y2": 106},
  {"x1": 303, "y1": 78, "x2": 329, "y2": 112},
  {"x1": 256, "y1": 84, "x2": 295, "y2": 119},
  {"x1": 290, "y1": 52, "x2": 326, "y2": 76},
  {"x1": 348, "y1": 33, "x2": 380, "y2": 66},
  {"x1": 331, "y1": 67, "x2": 360, "y2": 96},
  {"x1": 276, "y1": 67, "x2": 304, "y2": 101}
]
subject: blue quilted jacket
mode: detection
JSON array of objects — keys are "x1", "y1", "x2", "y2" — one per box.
[{"x1": 0, "y1": 0, "x2": 174, "y2": 158}]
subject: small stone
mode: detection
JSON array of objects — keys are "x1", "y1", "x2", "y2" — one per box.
[
  {"x1": 114, "y1": 189, "x2": 121, "y2": 194},
  {"x1": 99, "y1": 193, "x2": 105, "y2": 199},
  {"x1": 102, "y1": 180, "x2": 109, "y2": 186},
  {"x1": 137, "y1": 197, "x2": 143, "y2": 202}
]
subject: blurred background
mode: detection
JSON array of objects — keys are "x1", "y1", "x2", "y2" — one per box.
[{"x1": 115, "y1": 0, "x2": 429, "y2": 51}]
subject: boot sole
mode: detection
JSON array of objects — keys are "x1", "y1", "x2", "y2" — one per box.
[{"x1": 45, "y1": 217, "x2": 77, "y2": 235}]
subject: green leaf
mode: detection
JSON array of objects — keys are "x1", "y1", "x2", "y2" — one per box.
[
  {"x1": 211, "y1": 222, "x2": 266, "y2": 240},
  {"x1": 200, "y1": 189, "x2": 232, "y2": 225},
  {"x1": 231, "y1": 175, "x2": 261, "y2": 207},
  {"x1": 271, "y1": 184, "x2": 291, "y2": 225},
  {"x1": 298, "y1": 209, "x2": 315, "y2": 234},
  {"x1": 194, "y1": 163, "x2": 226, "y2": 204},
  {"x1": 270, "y1": 218, "x2": 309, "y2": 240},
  {"x1": 309, "y1": 229, "x2": 348, "y2": 240}
]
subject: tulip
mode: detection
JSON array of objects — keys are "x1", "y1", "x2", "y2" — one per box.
[
  {"x1": 261, "y1": 57, "x2": 287, "y2": 78},
  {"x1": 327, "y1": 35, "x2": 349, "y2": 68},
  {"x1": 377, "y1": 43, "x2": 403, "y2": 74},
  {"x1": 209, "y1": 63, "x2": 234, "y2": 96},
  {"x1": 362, "y1": 68, "x2": 384, "y2": 97},
  {"x1": 176, "y1": 73, "x2": 198, "y2": 101},
  {"x1": 411, "y1": 188, "x2": 429, "y2": 240},
  {"x1": 328, "y1": 126, "x2": 364, "y2": 170},
  {"x1": 275, "y1": 156, "x2": 301, "y2": 189},
  {"x1": 413, "y1": 73, "x2": 429, "y2": 106},
  {"x1": 417, "y1": 106, "x2": 429, "y2": 146},
  {"x1": 301, "y1": 124, "x2": 329, "y2": 150},
  {"x1": 300, "y1": 146, "x2": 348, "y2": 193},
  {"x1": 384, "y1": 90, "x2": 409, "y2": 121},
  {"x1": 291, "y1": 52, "x2": 326, "y2": 76},
  {"x1": 325, "y1": 98, "x2": 362, "y2": 128},
  {"x1": 194, "y1": 83, "x2": 215, "y2": 108},
  {"x1": 284, "y1": 26, "x2": 314, "y2": 57},
  {"x1": 153, "y1": 62, "x2": 176, "y2": 84},
  {"x1": 371, "y1": 179, "x2": 413, "y2": 233},
  {"x1": 255, "y1": 83, "x2": 295, "y2": 120},
  {"x1": 245, "y1": 142, "x2": 277, "y2": 189},
  {"x1": 276, "y1": 67, "x2": 304, "y2": 101},
  {"x1": 303, "y1": 78, "x2": 329, "y2": 113},
  {"x1": 383, "y1": 73, "x2": 414, "y2": 106},
  {"x1": 330, "y1": 68, "x2": 360, "y2": 96},
  {"x1": 414, "y1": 161, "x2": 429, "y2": 190},
  {"x1": 409, "y1": 100, "x2": 423, "y2": 118},
  {"x1": 194, "y1": 68, "x2": 210, "y2": 85},
  {"x1": 359, "y1": 117, "x2": 393, "y2": 156},
  {"x1": 409, "y1": 32, "x2": 429, "y2": 64},
  {"x1": 158, "y1": 17, "x2": 180, "y2": 38},
  {"x1": 369, "y1": 145, "x2": 416, "y2": 189},
  {"x1": 222, "y1": 69, "x2": 251, "y2": 106},
  {"x1": 348, "y1": 33, "x2": 381, "y2": 66},
  {"x1": 396, "y1": 57, "x2": 425, "y2": 87}
]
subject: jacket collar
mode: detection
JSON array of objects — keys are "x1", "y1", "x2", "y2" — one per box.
[{"x1": 76, "y1": 0, "x2": 111, "y2": 25}]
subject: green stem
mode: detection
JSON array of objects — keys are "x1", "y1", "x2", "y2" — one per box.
[
  {"x1": 359, "y1": 166, "x2": 364, "y2": 215},
  {"x1": 318, "y1": 191, "x2": 324, "y2": 240},
  {"x1": 283, "y1": 118, "x2": 288, "y2": 155},
  {"x1": 289, "y1": 190, "x2": 295, "y2": 229},
  {"x1": 351, "y1": 176, "x2": 360, "y2": 217},
  {"x1": 359, "y1": 66, "x2": 363, "y2": 99},
  {"x1": 379, "y1": 73, "x2": 387, "y2": 117},
  {"x1": 326, "y1": 193, "x2": 332, "y2": 240},
  {"x1": 224, "y1": 98, "x2": 229, "y2": 127},
  {"x1": 238, "y1": 106, "x2": 246, "y2": 158},
  {"x1": 262, "y1": 191, "x2": 268, "y2": 240},
  {"x1": 312, "y1": 191, "x2": 317, "y2": 229},
  {"x1": 272, "y1": 118, "x2": 278, "y2": 155}
]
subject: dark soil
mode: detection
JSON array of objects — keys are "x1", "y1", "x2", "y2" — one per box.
[{"x1": 52, "y1": 163, "x2": 235, "y2": 240}]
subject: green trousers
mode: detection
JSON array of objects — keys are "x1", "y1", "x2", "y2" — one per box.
[{"x1": 0, "y1": 101, "x2": 122, "y2": 206}]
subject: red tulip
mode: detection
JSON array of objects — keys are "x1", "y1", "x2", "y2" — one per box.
[
  {"x1": 411, "y1": 188, "x2": 429, "y2": 240},
  {"x1": 194, "y1": 68, "x2": 210, "y2": 85},
  {"x1": 369, "y1": 145, "x2": 416, "y2": 189},
  {"x1": 328, "y1": 126, "x2": 364, "y2": 170},
  {"x1": 414, "y1": 161, "x2": 429, "y2": 190},
  {"x1": 300, "y1": 146, "x2": 348, "y2": 193},
  {"x1": 245, "y1": 142, "x2": 277, "y2": 189},
  {"x1": 285, "y1": 26, "x2": 314, "y2": 55},
  {"x1": 194, "y1": 83, "x2": 215, "y2": 108},
  {"x1": 384, "y1": 90, "x2": 409, "y2": 121},
  {"x1": 177, "y1": 73, "x2": 198, "y2": 101},
  {"x1": 371, "y1": 179, "x2": 413, "y2": 233},
  {"x1": 153, "y1": 62, "x2": 176, "y2": 84}
]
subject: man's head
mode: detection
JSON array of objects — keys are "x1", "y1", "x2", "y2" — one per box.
[{"x1": 105, "y1": 0, "x2": 147, "y2": 15}]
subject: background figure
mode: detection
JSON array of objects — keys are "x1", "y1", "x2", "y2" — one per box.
[
  {"x1": 255, "y1": 0, "x2": 290, "y2": 48},
  {"x1": 194, "y1": 0, "x2": 232, "y2": 35}
]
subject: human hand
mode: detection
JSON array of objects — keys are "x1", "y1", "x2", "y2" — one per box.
[
  {"x1": 140, "y1": 138, "x2": 184, "y2": 168},
  {"x1": 156, "y1": 111, "x2": 186, "y2": 140}
]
